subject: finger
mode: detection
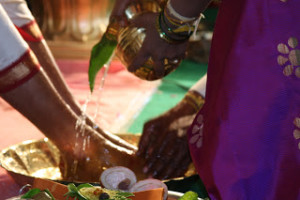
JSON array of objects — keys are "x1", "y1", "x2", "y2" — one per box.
[
  {"x1": 152, "y1": 57, "x2": 166, "y2": 78},
  {"x1": 145, "y1": 134, "x2": 179, "y2": 177},
  {"x1": 174, "y1": 42, "x2": 189, "y2": 57},
  {"x1": 168, "y1": 56, "x2": 181, "y2": 66},
  {"x1": 144, "y1": 136, "x2": 169, "y2": 165},
  {"x1": 130, "y1": 12, "x2": 156, "y2": 28},
  {"x1": 137, "y1": 123, "x2": 153, "y2": 156},
  {"x1": 165, "y1": 137, "x2": 191, "y2": 179},
  {"x1": 137, "y1": 123, "x2": 159, "y2": 156},
  {"x1": 173, "y1": 155, "x2": 192, "y2": 178},
  {"x1": 154, "y1": 136, "x2": 190, "y2": 179},
  {"x1": 111, "y1": 0, "x2": 133, "y2": 17},
  {"x1": 156, "y1": 151, "x2": 182, "y2": 179},
  {"x1": 144, "y1": 130, "x2": 173, "y2": 162},
  {"x1": 128, "y1": 46, "x2": 149, "y2": 72},
  {"x1": 147, "y1": 147, "x2": 177, "y2": 179},
  {"x1": 142, "y1": 132, "x2": 171, "y2": 174}
]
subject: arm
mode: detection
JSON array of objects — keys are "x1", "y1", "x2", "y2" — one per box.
[
  {"x1": 171, "y1": 0, "x2": 211, "y2": 18},
  {"x1": 0, "y1": 4, "x2": 145, "y2": 182},
  {"x1": 2, "y1": 0, "x2": 137, "y2": 151},
  {"x1": 137, "y1": 74, "x2": 207, "y2": 179},
  {"x1": 128, "y1": 0, "x2": 212, "y2": 78}
]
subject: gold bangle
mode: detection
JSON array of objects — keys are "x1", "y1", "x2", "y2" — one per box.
[
  {"x1": 162, "y1": 9, "x2": 195, "y2": 35},
  {"x1": 183, "y1": 91, "x2": 205, "y2": 112},
  {"x1": 166, "y1": 0, "x2": 198, "y2": 23},
  {"x1": 156, "y1": 12, "x2": 191, "y2": 43},
  {"x1": 155, "y1": 12, "x2": 178, "y2": 43},
  {"x1": 105, "y1": 20, "x2": 120, "y2": 41}
]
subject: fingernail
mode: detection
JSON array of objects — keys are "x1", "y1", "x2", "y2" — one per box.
[
  {"x1": 152, "y1": 170, "x2": 158, "y2": 178},
  {"x1": 143, "y1": 166, "x2": 148, "y2": 173},
  {"x1": 145, "y1": 148, "x2": 153, "y2": 158}
]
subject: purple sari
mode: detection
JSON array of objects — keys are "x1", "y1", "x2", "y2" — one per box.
[{"x1": 188, "y1": 0, "x2": 300, "y2": 199}]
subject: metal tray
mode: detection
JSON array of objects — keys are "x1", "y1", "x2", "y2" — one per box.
[{"x1": 0, "y1": 136, "x2": 196, "y2": 187}]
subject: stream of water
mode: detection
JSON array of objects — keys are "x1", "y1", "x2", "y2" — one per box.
[{"x1": 72, "y1": 62, "x2": 111, "y2": 177}]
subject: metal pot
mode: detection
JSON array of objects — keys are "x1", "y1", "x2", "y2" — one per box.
[{"x1": 116, "y1": 0, "x2": 181, "y2": 81}]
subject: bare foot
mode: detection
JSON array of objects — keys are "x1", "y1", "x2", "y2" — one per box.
[{"x1": 55, "y1": 125, "x2": 146, "y2": 182}]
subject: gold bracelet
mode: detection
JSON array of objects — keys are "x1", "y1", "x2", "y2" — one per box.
[
  {"x1": 183, "y1": 91, "x2": 205, "y2": 112},
  {"x1": 166, "y1": 0, "x2": 198, "y2": 23},
  {"x1": 156, "y1": 11, "x2": 192, "y2": 43},
  {"x1": 105, "y1": 19, "x2": 120, "y2": 41},
  {"x1": 164, "y1": 0, "x2": 205, "y2": 38},
  {"x1": 155, "y1": 12, "x2": 180, "y2": 43},
  {"x1": 162, "y1": 9, "x2": 195, "y2": 35}
]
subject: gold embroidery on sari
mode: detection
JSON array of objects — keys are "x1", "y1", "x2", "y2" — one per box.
[
  {"x1": 277, "y1": 37, "x2": 300, "y2": 78},
  {"x1": 293, "y1": 117, "x2": 300, "y2": 150},
  {"x1": 189, "y1": 114, "x2": 204, "y2": 148},
  {"x1": 0, "y1": 50, "x2": 40, "y2": 93}
]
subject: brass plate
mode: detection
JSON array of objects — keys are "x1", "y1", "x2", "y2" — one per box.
[
  {"x1": 0, "y1": 135, "x2": 196, "y2": 186},
  {"x1": 0, "y1": 138, "x2": 61, "y2": 186}
]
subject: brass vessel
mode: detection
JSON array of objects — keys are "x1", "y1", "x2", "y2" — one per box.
[
  {"x1": 116, "y1": 0, "x2": 181, "y2": 81},
  {"x1": 0, "y1": 136, "x2": 196, "y2": 186}
]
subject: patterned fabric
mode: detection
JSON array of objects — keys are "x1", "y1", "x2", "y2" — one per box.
[
  {"x1": 0, "y1": 50, "x2": 40, "y2": 93},
  {"x1": 0, "y1": 3, "x2": 40, "y2": 93},
  {"x1": 188, "y1": 0, "x2": 300, "y2": 199},
  {"x1": 15, "y1": 21, "x2": 44, "y2": 42}
]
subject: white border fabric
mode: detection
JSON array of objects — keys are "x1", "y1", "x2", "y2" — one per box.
[
  {"x1": 0, "y1": 4, "x2": 28, "y2": 70},
  {"x1": 190, "y1": 74, "x2": 207, "y2": 97},
  {"x1": 0, "y1": 0, "x2": 34, "y2": 27}
]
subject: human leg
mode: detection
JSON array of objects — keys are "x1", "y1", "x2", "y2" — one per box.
[
  {"x1": 0, "y1": 4, "x2": 145, "y2": 182},
  {"x1": 1, "y1": 0, "x2": 137, "y2": 151}
]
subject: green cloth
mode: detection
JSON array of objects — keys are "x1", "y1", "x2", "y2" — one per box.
[{"x1": 128, "y1": 59, "x2": 207, "y2": 134}]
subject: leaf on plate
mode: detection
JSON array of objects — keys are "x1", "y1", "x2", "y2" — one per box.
[
  {"x1": 77, "y1": 183, "x2": 94, "y2": 190},
  {"x1": 44, "y1": 189, "x2": 55, "y2": 200},
  {"x1": 114, "y1": 191, "x2": 135, "y2": 200},
  {"x1": 21, "y1": 188, "x2": 41, "y2": 198},
  {"x1": 64, "y1": 183, "x2": 89, "y2": 200}
]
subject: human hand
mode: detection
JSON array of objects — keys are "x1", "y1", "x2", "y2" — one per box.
[
  {"x1": 110, "y1": 0, "x2": 137, "y2": 26},
  {"x1": 128, "y1": 12, "x2": 189, "y2": 78},
  {"x1": 137, "y1": 93, "x2": 203, "y2": 179},
  {"x1": 138, "y1": 115, "x2": 194, "y2": 180}
]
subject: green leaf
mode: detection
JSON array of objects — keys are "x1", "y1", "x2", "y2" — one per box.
[
  {"x1": 67, "y1": 183, "x2": 78, "y2": 192},
  {"x1": 107, "y1": 191, "x2": 134, "y2": 200},
  {"x1": 77, "y1": 183, "x2": 94, "y2": 190},
  {"x1": 117, "y1": 191, "x2": 135, "y2": 198},
  {"x1": 64, "y1": 183, "x2": 93, "y2": 200},
  {"x1": 88, "y1": 33, "x2": 117, "y2": 92},
  {"x1": 44, "y1": 189, "x2": 55, "y2": 200},
  {"x1": 21, "y1": 188, "x2": 41, "y2": 198}
]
